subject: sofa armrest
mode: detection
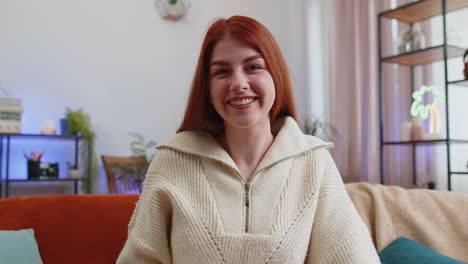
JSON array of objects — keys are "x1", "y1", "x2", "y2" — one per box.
[{"x1": 0, "y1": 194, "x2": 139, "y2": 264}]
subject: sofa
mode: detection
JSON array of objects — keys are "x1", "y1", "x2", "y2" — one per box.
[{"x1": 0, "y1": 182, "x2": 466, "y2": 263}]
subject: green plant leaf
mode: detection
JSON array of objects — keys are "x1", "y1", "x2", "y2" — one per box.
[
  {"x1": 301, "y1": 116, "x2": 337, "y2": 142},
  {"x1": 64, "y1": 108, "x2": 97, "y2": 193}
]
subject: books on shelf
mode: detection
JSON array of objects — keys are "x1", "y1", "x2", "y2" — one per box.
[{"x1": 0, "y1": 97, "x2": 22, "y2": 134}]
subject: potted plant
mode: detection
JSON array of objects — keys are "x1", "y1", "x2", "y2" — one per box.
[
  {"x1": 425, "y1": 169, "x2": 438, "y2": 190},
  {"x1": 427, "y1": 181, "x2": 436, "y2": 190},
  {"x1": 167, "y1": 0, "x2": 181, "y2": 17},
  {"x1": 129, "y1": 132, "x2": 158, "y2": 162},
  {"x1": 155, "y1": 0, "x2": 188, "y2": 21},
  {"x1": 64, "y1": 108, "x2": 97, "y2": 193},
  {"x1": 67, "y1": 162, "x2": 79, "y2": 179},
  {"x1": 302, "y1": 116, "x2": 337, "y2": 142}
]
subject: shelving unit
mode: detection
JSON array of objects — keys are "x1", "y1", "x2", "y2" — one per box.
[
  {"x1": 380, "y1": 0, "x2": 468, "y2": 22},
  {"x1": 381, "y1": 45, "x2": 465, "y2": 66},
  {"x1": 0, "y1": 134, "x2": 91, "y2": 198},
  {"x1": 378, "y1": 0, "x2": 468, "y2": 190},
  {"x1": 383, "y1": 139, "x2": 468, "y2": 145}
]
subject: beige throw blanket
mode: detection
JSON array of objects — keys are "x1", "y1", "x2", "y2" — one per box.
[{"x1": 346, "y1": 182, "x2": 468, "y2": 262}]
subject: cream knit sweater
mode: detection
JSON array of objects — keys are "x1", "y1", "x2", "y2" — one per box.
[{"x1": 117, "y1": 117, "x2": 381, "y2": 264}]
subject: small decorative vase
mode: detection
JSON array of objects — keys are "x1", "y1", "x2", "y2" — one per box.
[
  {"x1": 398, "y1": 28, "x2": 426, "y2": 53},
  {"x1": 427, "y1": 182, "x2": 436, "y2": 190},
  {"x1": 40, "y1": 120, "x2": 57, "y2": 135},
  {"x1": 68, "y1": 169, "x2": 79, "y2": 179},
  {"x1": 411, "y1": 118, "x2": 424, "y2": 141},
  {"x1": 60, "y1": 118, "x2": 69, "y2": 136},
  {"x1": 167, "y1": 3, "x2": 182, "y2": 16},
  {"x1": 400, "y1": 121, "x2": 412, "y2": 141}
]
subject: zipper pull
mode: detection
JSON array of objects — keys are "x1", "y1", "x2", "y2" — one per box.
[
  {"x1": 245, "y1": 183, "x2": 250, "y2": 207},
  {"x1": 244, "y1": 183, "x2": 251, "y2": 233}
]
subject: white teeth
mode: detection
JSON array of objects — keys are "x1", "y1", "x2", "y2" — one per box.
[{"x1": 230, "y1": 98, "x2": 255, "y2": 106}]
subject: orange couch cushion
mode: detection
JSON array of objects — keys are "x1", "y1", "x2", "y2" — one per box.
[{"x1": 0, "y1": 194, "x2": 139, "y2": 264}]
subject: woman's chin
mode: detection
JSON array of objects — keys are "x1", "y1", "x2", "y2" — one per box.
[{"x1": 224, "y1": 116, "x2": 270, "y2": 131}]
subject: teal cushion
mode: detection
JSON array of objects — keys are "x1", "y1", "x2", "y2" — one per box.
[
  {"x1": 379, "y1": 237, "x2": 466, "y2": 264},
  {"x1": 0, "y1": 229, "x2": 43, "y2": 264}
]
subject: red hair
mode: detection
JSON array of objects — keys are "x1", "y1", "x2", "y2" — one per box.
[{"x1": 177, "y1": 16, "x2": 297, "y2": 133}]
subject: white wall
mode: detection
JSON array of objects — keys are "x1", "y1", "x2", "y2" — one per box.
[
  {"x1": 0, "y1": 0, "x2": 310, "y2": 194},
  {"x1": 304, "y1": 0, "x2": 329, "y2": 121}
]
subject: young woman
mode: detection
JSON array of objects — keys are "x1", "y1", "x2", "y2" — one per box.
[{"x1": 117, "y1": 16, "x2": 380, "y2": 264}]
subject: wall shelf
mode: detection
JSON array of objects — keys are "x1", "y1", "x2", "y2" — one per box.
[
  {"x1": 381, "y1": 0, "x2": 468, "y2": 23},
  {"x1": 0, "y1": 134, "x2": 91, "y2": 198},
  {"x1": 0, "y1": 133, "x2": 84, "y2": 139},
  {"x1": 448, "y1": 79, "x2": 468, "y2": 86},
  {"x1": 382, "y1": 139, "x2": 468, "y2": 145},
  {"x1": 382, "y1": 45, "x2": 466, "y2": 66},
  {"x1": 7, "y1": 178, "x2": 87, "y2": 182}
]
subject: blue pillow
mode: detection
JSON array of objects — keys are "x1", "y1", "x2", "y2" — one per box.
[
  {"x1": 379, "y1": 237, "x2": 466, "y2": 264},
  {"x1": 0, "y1": 229, "x2": 43, "y2": 264}
]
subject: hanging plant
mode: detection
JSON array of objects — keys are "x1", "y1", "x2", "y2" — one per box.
[
  {"x1": 65, "y1": 108, "x2": 95, "y2": 141},
  {"x1": 155, "y1": 0, "x2": 190, "y2": 21}
]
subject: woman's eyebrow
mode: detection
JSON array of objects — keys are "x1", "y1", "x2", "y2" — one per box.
[
  {"x1": 243, "y1": 55, "x2": 263, "y2": 63},
  {"x1": 209, "y1": 60, "x2": 228, "y2": 67},
  {"x1": 209, "y1": 55, "x2": 263, "y2": 68}
]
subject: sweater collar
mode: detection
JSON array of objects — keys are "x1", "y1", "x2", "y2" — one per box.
[{"x1": 157, "y1": 116, "x2": 333, "y2": 174}]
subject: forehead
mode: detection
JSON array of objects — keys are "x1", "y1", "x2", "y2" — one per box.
[{"x1": 210, "y1": 36, "x2": 261, "y2": 61}]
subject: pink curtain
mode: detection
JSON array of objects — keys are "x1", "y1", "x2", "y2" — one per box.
[
  {"x1": 326, "y1": 0, "x2": 433, "y2": 186},
  {"x1": 327, "y1": 0, "x2": 389, "y2": 183}
]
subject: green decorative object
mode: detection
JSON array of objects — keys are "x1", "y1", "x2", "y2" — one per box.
[
  {"x1": 379, "y1": 237, "x2": 465, "y2": 264},
  {"x1": 411, "y1": 85, "x2": 446, "y2": 120},
  {"x1": 410, "y1": 85, "x2": 446, "y2": 136},
  {"x1": 64, "y1": 108, "x2": 95, "y2": 141}
]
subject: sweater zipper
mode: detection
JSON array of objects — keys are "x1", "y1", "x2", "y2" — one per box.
[{"x1": 244, "y1": 182, "x2": 250, "y2": 233}]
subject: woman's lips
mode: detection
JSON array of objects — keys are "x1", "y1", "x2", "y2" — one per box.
[{"x1": 227, "y1": 97, "x2": 257, "y2": 109}]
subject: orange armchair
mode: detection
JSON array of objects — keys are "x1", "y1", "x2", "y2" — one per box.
[{"x1": 0, "y1": 194, "x2": 138, "y2": 264}]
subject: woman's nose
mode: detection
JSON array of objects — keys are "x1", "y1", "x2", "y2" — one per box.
[{"x1": 230, "y1": 70, "x2": 249, "y2": 91}]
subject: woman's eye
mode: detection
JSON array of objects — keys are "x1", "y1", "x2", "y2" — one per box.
[
  {"x1": 213, "y1": 69, "x2": 228, "y2": 76},
  {"x1": 247, "y1": 65, "x2": 262, "y2": 71}
]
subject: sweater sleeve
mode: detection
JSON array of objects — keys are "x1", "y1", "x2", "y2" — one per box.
[
  {"x1": 116, "y1": 174, "x2": 173, "y2": 264},
  {"x1": 305, "y1": 151, "x2": 381, "y2": 264}
]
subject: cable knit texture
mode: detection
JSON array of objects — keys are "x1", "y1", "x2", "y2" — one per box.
[{"x1": 117, "y1": 117, "x2": 381, "y2": 264}]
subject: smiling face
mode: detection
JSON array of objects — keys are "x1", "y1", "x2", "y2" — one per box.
[{"x1": 209, "y1": 36, "x2": 276, "y2": 130}]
